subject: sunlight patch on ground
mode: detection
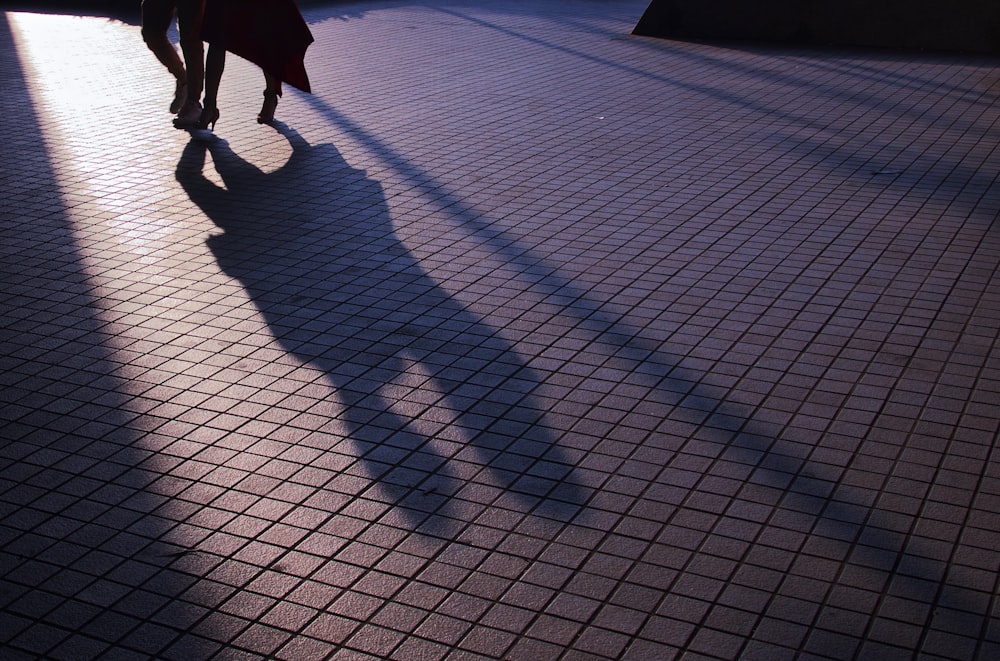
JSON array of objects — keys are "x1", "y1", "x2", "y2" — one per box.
[{"x1": 8, "y1": 11, "x2": 203, "y2": 259}]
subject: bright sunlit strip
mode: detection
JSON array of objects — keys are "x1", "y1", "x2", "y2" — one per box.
[{"x1": 9, "y1": 11, "x2": 212, "y2": 260}]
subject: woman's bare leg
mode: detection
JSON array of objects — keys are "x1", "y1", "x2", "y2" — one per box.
[
  {"x1": 203, "y1": 42, "x2": 226, "y2": 111},
  {"x1": 258, "y1": 73, "x2": 281, "y2": 123}
]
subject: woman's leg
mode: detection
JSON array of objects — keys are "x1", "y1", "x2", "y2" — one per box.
[
  {"x1": 194, "y1": 41, "x2": 225, "y2": 129},
  {"x1": 203, "y1": 42, "x2": 226, "y2": 111},
  {"x1": 265, "y1": 73, "x2": 282, "y2": 97},
  {"x1": 258, "y1": 73, "x2": 281, "y2": 123}
]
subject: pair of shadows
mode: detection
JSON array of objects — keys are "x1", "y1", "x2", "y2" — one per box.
[{"x1": 174, "y1": 126, "x2": 585, "y2": 531}]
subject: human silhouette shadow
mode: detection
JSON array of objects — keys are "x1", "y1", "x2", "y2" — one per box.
[{"x1": 175, "y1": 126, "x2": 582, "y2": 533}]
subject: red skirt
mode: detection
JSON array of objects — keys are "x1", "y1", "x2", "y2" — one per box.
[{"x1": 202, "y1": 0, "x2": 314, "y2": 93}]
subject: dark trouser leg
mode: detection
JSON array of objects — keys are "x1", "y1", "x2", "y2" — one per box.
[{"x1": 140, "y1": 0, "x2": 185, "y2": 82}]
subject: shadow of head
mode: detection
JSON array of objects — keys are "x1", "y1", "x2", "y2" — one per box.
[{"x1": 175, "y1": 125, "x2": 585, "y2": 531}]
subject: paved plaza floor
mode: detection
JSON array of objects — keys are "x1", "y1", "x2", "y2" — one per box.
[{"x1": 1, "y1": 1, "x2": 999, "y2": 659}]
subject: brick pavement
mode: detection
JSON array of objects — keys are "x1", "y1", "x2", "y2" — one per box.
[{"x1": 1, "y1": 1, "x2": 999, "y2": 659}]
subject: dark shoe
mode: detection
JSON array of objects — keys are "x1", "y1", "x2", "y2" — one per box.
[
  {"x1": 173, "y1": 101, "x2": 203, "y2": 129},
  {"x1": 257, "y1": 91, "x2": 279, "y2": 124},
  {"x1": 170, "y1": 80, "x2": 188, "y2": 114},
  {"x1": 197, "y1": 106, "x2": 220, "y2": 131}
]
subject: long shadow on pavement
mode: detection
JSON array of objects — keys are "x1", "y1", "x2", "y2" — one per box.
[{"x1": 175, "y1": 125, "x2": 585, "y2": 535}]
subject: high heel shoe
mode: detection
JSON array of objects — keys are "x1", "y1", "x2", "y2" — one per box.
[
  {"x1": 257, "y1": 90, "x2": 280, "y2": 124},
  {"x1": 197, "y1": 106, "x2": 220, "y2": 131}
]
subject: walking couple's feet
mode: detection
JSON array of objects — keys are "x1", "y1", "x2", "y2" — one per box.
[
  {"x1": 173, "y1": 102, "x2": 219, "y2": 131},
  {"x1": 170, "y1": 88, "x2": 276, "y2": 131},
  {"x1": 169, "y1": 77, "x2": 217, "y2": 131}
]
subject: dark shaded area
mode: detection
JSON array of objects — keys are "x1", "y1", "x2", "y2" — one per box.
[{"x1": 634, "y1": 0, "x2": 1000, "y2": 53}]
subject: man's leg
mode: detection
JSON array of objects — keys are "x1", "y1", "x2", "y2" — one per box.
[{"x1": 141, "y1": 0, "x2": 187, "y2": 112}]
